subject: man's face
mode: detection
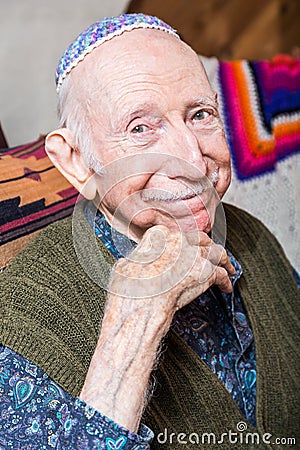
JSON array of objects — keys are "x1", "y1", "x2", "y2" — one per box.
[{"x1": 73, "y1": 29, "x2": 231, "y2": 240}]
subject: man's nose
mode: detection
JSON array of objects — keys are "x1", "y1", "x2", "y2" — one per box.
[{"x1": 161, "y1": 121, "x2": 208, "y2": 180}]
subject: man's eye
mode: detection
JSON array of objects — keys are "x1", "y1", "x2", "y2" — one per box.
[
  {"x1": 131, "y1": 124, "x2": 149, "y2": 134},
  {"x1": 192, "y1": 110, "x2": 210, "y2": 121}
]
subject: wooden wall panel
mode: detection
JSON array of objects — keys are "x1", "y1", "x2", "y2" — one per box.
[{"x1": 126, "y1": 0, "x2": 300, "y2": 59}]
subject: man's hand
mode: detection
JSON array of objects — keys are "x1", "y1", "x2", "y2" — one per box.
[
  {"x1": 79, "y1": 226, "x2": 235, "y2": 433},
  {"x1": 111, "y1": 225, "x2": 235, "y2": 310}
]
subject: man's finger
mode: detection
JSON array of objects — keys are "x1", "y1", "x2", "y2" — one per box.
[
  {"x1": 177, "y1": 261, "x2": 233, "y2": 309},
  {"x1": 185, "y1": 230, "x2": 212, "y2": 246},
  {"x1": 213, "y1": 266, "x2": 233, "y2": 293},
  {"x1": 199, "y1": 244, "x2": 235, "y2": 276},
  {"x1": 198, "y1": 259, "x2": 233, "y2": 292},
  {"x1": 207, "y1": 244, "x2": 236, "y2": 275}
]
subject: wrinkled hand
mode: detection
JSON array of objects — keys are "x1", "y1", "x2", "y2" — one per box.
[
  {"x1": 81, "y1": 225, "x2": 235, "y2": 432},
  {"x1": 110, "y1": 225, "x2": 235, "y2": 312}
]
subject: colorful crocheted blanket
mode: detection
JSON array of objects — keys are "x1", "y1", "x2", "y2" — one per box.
[{"x1": 219, "y1": 55, "x2": 300, "y2": 180}]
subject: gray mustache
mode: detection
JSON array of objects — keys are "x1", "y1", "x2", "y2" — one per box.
[{"x1": 141, "y1": 169, "x2": 219, "y2": 202}]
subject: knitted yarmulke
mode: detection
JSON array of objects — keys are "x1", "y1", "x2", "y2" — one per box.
[{"x1": 55, "y1": 13, "x2": 179, "y2": 92}]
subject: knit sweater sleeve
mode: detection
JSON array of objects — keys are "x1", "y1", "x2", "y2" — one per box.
[
  {"x1": 0, "y1": 214, "x2": 116, "y2": 398},
  {"x1": 0, "y1": 345, "x2": 153, "y2": 449}
]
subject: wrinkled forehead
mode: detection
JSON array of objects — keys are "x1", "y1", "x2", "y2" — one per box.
[
  {"x1": 68, "y1": 26, "x2": 210, "y2": 96},
  {"x1": 56, "y1": 13, "x2": 180, "y2": 92},
  {"x1": 67, "y1": 28, "x2": 213, "y2": 121},
  {"x1": 76, "y1": 27, "x2": 201, "y2": 78}
]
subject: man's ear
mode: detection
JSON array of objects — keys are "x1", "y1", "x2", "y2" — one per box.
[{"x1": 45, "y1": 128, "x2": 97, "y2": 199}]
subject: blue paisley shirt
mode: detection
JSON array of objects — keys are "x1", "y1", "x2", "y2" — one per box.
[
  {"x1": 0, "y1": 347, "x2": 152, "y2": 450},
  {"x1": 1, "y1": 204, "x2": 300, "y2": 449}
]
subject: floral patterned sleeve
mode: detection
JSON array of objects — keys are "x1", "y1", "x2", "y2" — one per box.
[{"x1": 0, "y1": 346, "x2": 153, "y2": 449}]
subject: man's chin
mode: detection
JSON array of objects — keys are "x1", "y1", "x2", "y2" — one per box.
[
  {"x1": 174, "y1": 210, "x2": 214, "y2": 234},
  {"x1": 171, "y1": 192, "x2": 218, "y2": 233}
]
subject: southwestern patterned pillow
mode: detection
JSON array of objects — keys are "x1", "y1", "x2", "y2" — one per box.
[{"x1": 0, "y1": 136, "x2": 78, "y2": 269}]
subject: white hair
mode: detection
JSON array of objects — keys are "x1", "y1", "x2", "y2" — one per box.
[{"x1": 57, "y1": 73, "x2": 103, "y2": 174}]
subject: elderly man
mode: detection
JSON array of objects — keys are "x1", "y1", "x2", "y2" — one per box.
[{"x1": 1, "y1": 14, "x2": 299, "y2": 449}]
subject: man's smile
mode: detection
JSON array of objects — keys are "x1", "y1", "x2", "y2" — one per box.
[{"x1": 140, "y1": 168, "x2": 219, "y2": 203}]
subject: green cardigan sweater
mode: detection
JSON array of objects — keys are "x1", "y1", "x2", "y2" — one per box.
[{"x1": 1, "y1": 202, "x2": 299, "y2": 449}]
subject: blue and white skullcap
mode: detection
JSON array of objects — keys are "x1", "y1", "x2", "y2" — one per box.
[{"x1": 55, "y1": 13, "x2": 179, "y2": 92}]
